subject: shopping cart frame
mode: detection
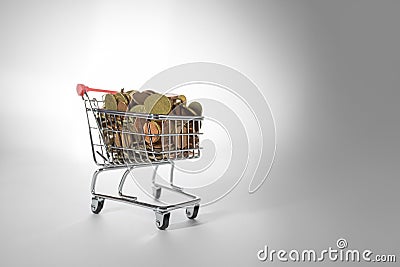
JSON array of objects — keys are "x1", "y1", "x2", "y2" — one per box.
[{"x1": 78, "y1": 84, "x2": 202, "y2": 230}]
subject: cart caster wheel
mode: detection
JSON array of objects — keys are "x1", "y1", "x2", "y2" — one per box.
[
  {"x1": 91, "y1": 197, "x2": 104, "y2": 214},
  {"x1": 155, "y1": 212, "x2": 170, "y2": 230},
  {"x1": 152, "y1": 186, "x2": 161, "y2": 200},
  {"x1": 186, "y1": 204, "x2": 199, "y2": 219}
]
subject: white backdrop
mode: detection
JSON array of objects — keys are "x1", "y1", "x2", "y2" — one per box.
[{"x1": 1, "y1": 1, "x2": 399, "y2": 266}]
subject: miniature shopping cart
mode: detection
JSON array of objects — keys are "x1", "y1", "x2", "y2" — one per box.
[{"x1": 77, "y1": 84, "x2": 202, "y2": 230}]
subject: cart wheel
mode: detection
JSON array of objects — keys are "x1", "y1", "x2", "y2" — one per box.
[
  {"x1": 186, "y1": 204, "x2": 199, "y2": 219},
  {"x1": 155, "y1": 212, "x2": 170, "y2": 230},
  {"x1": 91, "y1": 197, "x2": 104, "y2": 214},
  {"x1": 152, "y1": 186, "x2": 162, "y2": 200}
]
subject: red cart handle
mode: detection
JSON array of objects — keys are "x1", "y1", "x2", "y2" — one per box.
[{"x1": 76, "y1": 84, "x2": 118, "y2": 96}]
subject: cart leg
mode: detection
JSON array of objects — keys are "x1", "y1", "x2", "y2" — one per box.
[
  {"x1": 118, "y1": 167, "x2": 137, "y2": 200},
  {"x1": 90, "y1": 168, "x2": 108, "y2": 214},
  {"x1": 151, "y1": 162, "x2": 181, "y2": 199},
  {"x1": 169, "y1": 161, "x2": 182, "y2": 191},
  {"x1": 91, "y1": 166, "x2": 137, "y2": 213},
  {"x1": 151, "y1": 165, "x2": 159, "y2": 184},
  {"x1": 91, "y1": 168, "x2": 106, "y2": 195},
  {"x1": 151, "y1": 165, "x2": 162, "y2": 199},
  {"x1": 169, "y1": 161, "x2": 175, "y2": 186}
]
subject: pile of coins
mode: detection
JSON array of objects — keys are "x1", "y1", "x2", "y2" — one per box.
[{"x1": 98, "y1": 89, "x2": 203, "y2": 163}]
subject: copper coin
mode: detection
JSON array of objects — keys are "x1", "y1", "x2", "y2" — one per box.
[
  {"x1": 117, "y1": 101, "x2": 128, "y2": 112},
  {"x1": 177, "y1": 126, "x2": 189, "y2": 149},
  {"x1": 121, "y1": 132, "x2": 132, "y2": 148},
  {"x1": 143, "y1": 121, "x2": 161, "y2": 143},
  {"x1": 115, "y1": 133, "x2": 122, "y2": 147}
]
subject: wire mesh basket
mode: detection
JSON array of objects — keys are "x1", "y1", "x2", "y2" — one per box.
[{"x1": 84, "y1": 93, "x2": 203, "y2": 167}]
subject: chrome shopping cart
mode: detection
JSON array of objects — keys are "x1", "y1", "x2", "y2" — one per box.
[{"x1": 77, "y1": 84, "x2": 203, "y2": 230}]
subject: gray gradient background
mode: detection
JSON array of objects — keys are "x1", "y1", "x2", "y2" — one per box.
[{"x1": 0, "y1": 0, "x2": 399, "y2": 266}]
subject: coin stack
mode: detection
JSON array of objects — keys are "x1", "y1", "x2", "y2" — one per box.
[{"x1": 98, "y1": 89, "x2": 202, "y2": 163}]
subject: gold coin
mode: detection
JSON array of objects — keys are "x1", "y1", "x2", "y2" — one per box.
[
  {"x1": 126, "y1": 89, "x2": 137, "y2": 95},
  {"x1": 178, "y1": 95, "x2": 186, "y2": 105},
  {"x1": 188, "y1": 101, "x2": 202, "y2": 116},
  {"x1": 104, "y1": 94, "x2": 117, "y2": 110},
  {"x1": 123, "y1": 92, "x2": 132, "y2": 103},
  {"x1": 115, "y1": 92, "x2": 128, "y2": 105},
  {"x1": 126, "y1": 90, "x2": 138, "y2": 104},
  {"x1": 129, "y1": 104, "x2": 147, "y2": 113},
  {"x1": 144, "y1": 94, "x2": 172, "y2": 115}
]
